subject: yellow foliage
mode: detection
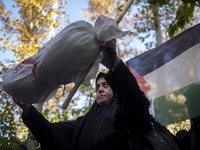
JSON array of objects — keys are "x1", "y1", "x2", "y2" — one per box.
[
  {"x1": 0, "y1": 0, "x2": 69, "y2": 62},
  {"x1": 167, "y1": 119, "x2": 191, "y2": 135}
]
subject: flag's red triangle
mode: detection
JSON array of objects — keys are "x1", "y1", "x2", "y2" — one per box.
[{"x1": 126, "y1": 62, "x2": 151, "y2": 98}]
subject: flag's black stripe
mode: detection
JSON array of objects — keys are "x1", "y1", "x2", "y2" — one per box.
[{"x1": 127, "y1": 23, "x2": 200, "y2": 76}]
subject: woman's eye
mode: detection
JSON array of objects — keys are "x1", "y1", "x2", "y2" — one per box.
[
  {"x1": 96, "y1": 85, "x2": 100, "y2": 91},
  {"x1": 103, "y1": 82, "x2": 108, "y2": 87}
]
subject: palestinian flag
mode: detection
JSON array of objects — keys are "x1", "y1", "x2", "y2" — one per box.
[{"x1": 126, "y1": 23, "x2": 200, "y2": 125}]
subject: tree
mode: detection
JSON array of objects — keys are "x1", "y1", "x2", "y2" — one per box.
[
  {"x1": 0, "y1": 0, "x2": 71, "y2": 149},
  {"x1": 168, "y1": 1, "x2": 200, "y2": 37},
  {"x1": 0, "y1": 0, "x2": 69, "y2": 61},
  {"x1": 0, "y1": 61, "x2": 26, "y2": 150},
  {"x1": 84, "y1": 0, "x2": 200, "y2": 53},
  {"x1": 147, "y1": 0, "x2": 200, "y2": 37}
]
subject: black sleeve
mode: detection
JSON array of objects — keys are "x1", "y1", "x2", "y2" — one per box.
[
  {"x1": 190, "y1": 116, "x2": 200, "y2": 138},
  {"x1": 176, "y1": 116, "x2": 200, "y2": 150},
  {"x1": 22, "y1": 106, "x2": 75, "y2": 150},
  {"x1": 105, "y1": 60, "x2": 151, "y2": 131}
]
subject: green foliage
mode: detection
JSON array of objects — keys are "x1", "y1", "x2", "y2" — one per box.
[
  {"x1": 147, "y1": 0, "x2": 170, "y2": 6},
  {"x1": 168, "y1": 2, "x2": 196, "y2": 37},
  {"x1": 0, "y1": 136, "x2": 26, "y2": 150},
  {"x1": 0, "y1": 61, "x2": 27, "y2": 149},
  {"x1": 182, "y1": 0, "x2": 200, "y2": 3}
]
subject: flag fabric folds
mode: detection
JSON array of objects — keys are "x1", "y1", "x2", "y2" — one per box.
[{"x1": 126, "y1": 23, "x2": 200, "y2": 125}]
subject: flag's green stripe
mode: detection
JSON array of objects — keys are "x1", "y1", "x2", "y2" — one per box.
[{"x1": 154, "y1": 81, "x2": 200, "y2": 125}]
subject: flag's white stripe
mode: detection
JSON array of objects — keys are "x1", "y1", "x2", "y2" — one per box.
[{"x1": 144, "y1": 43, "x2": 200, "y2": 100}]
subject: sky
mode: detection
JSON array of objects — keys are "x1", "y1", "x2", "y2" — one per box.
[
  {"x1": 66, "y1": 0, "x2": 90, "y2": 22},
  {"x1": 0, "y1": 0, "x2": 90, "y2": 62}
]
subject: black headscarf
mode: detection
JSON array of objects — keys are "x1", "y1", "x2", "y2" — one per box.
[
  {"x1": 95, "y1": 72, "x2": 107, "y2": 85},
  {"x1": 95, "y1": 71, "x2": 117, "y2": 100}
]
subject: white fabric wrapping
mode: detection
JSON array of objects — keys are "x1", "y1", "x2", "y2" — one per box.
[
  {"x1": 35, "y1": 20, "x2": 100, "y2": 86},
  {"x1": 2, "y1": 55, "x2": 59, "y2": 104},
  {"x1": 94, "y1": 15, "x2": 128, "y2": 45},
  {"x1": 2, "y1": 15, "x2": 128, "y2": 104},
  {"x1": 36, "y1": 15, "x2": 128, "y2": 86}
]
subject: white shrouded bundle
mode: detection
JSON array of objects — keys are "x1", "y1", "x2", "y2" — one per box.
[
  {"x1": 2, "y1": 55, "x2": 60, "y2": 104},
  {"x1": 1, "y1": 15, "x2": 128, "y2": 104},
  {"x1": 35, "y1": 21, "x2": 99, "y2": 86}
]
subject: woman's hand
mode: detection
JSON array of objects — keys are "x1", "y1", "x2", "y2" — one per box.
[
  {"x1": 13, "y1": 99, "x2": 31, "y2": 116},
  {"x1": 101, "y1": 39, "x2": 120, "y2": 70},
  {"x1": 102, "y1": 40, "x2": 116, "y2": 52}
]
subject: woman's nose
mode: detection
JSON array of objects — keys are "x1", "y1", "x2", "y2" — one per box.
[{"x1": 98, "y1": 86, "x2": 104, "y2": 92}]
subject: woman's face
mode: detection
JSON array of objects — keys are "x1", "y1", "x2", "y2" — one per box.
[{"x1": 96, "y1": 77, "x2": 113, "y2": 106}]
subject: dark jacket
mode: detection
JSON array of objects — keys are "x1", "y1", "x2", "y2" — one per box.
[{"x1": 22, "y1": 61, "x2": 155, "y2": 150}]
